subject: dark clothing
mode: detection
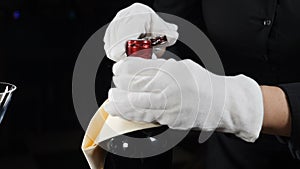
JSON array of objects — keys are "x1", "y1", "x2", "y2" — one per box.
[{"x1": 153, "y1": 0, "x2": 300, "y2": 168}]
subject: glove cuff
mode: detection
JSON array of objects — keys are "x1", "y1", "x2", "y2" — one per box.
[{"x1": 219, "y1": 75, "x2": 264, "y2": 142}]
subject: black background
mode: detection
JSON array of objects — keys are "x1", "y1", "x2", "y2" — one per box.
[{"x1": 0, "y1": 1, "x2": 155, "y2": 168}]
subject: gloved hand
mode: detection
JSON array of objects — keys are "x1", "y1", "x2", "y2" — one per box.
[
  {"x1": 103, "y1": 3, "x2": 178, "y2": 62},
  {"x1": 104, "y1": 57, "x2": 264, "y2": 142}
]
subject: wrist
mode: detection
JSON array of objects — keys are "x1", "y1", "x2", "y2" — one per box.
[{"x1": 261, "y1": 85, "x2": 291, "y2": 136}]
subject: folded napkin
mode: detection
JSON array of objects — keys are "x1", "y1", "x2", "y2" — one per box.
[{"x1": 81, "y1": 102, "x2": 159, "y2": 169}]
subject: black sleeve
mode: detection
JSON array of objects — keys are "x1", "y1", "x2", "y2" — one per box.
[
  {"x1": 278, "y1": 83, "x2": 300, "y2": 160},
  {"x1": 153, "y1": 0, "x2": 206, "y2": 32}
]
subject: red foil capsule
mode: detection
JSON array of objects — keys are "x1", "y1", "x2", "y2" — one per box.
[{"x1": 126, "y1": 40, "x2": 152, "y2": 59}]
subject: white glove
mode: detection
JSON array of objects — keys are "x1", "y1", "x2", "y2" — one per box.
[
  {"x1": 103, "y1": 3, "x2": 179, "y2": 62},
  {"x1": 104, "y1": 57, "x2": 264, "y2": 142}
]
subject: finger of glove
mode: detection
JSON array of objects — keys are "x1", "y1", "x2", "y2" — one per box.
[
  {"x1": 113, "y1": 74, "x2": 153, "y2": 91},
  {"x1": 112, "y1": 73, "x2": 170, "y2": 92},
  {"x1": 113, "y1": 57, "x2": 166, "y2": 76},
  {"x1": 112, "y1": 59, "x2": 189, "y2": 96},
  {"x1": 104, "y1": 99, "x2": 169, "y2": 123},
  {"x1": 108, "y1": 88, "x2": 168, "y2": 110},
  {"x1": 103, "y1": 100, "x2": 149, "y2": 122}
]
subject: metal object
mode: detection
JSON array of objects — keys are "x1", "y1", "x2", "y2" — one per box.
[
  {"x1": 0, "y1": 82, "x2": 16, "y2": 124},
  {"x1": 149, "y1": 35, "x2": 168, "y2": 46},
  {"x1": 137, "y1": 33, "x2": 168, "y2": 46},
  {"x1": 126, "y1": 34, "x2": 168, "y2": 59}
]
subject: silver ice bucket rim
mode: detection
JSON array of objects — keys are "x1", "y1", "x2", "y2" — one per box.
[{"x1": 0, "y1": 82, "x2": 17, "y2": 94}]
